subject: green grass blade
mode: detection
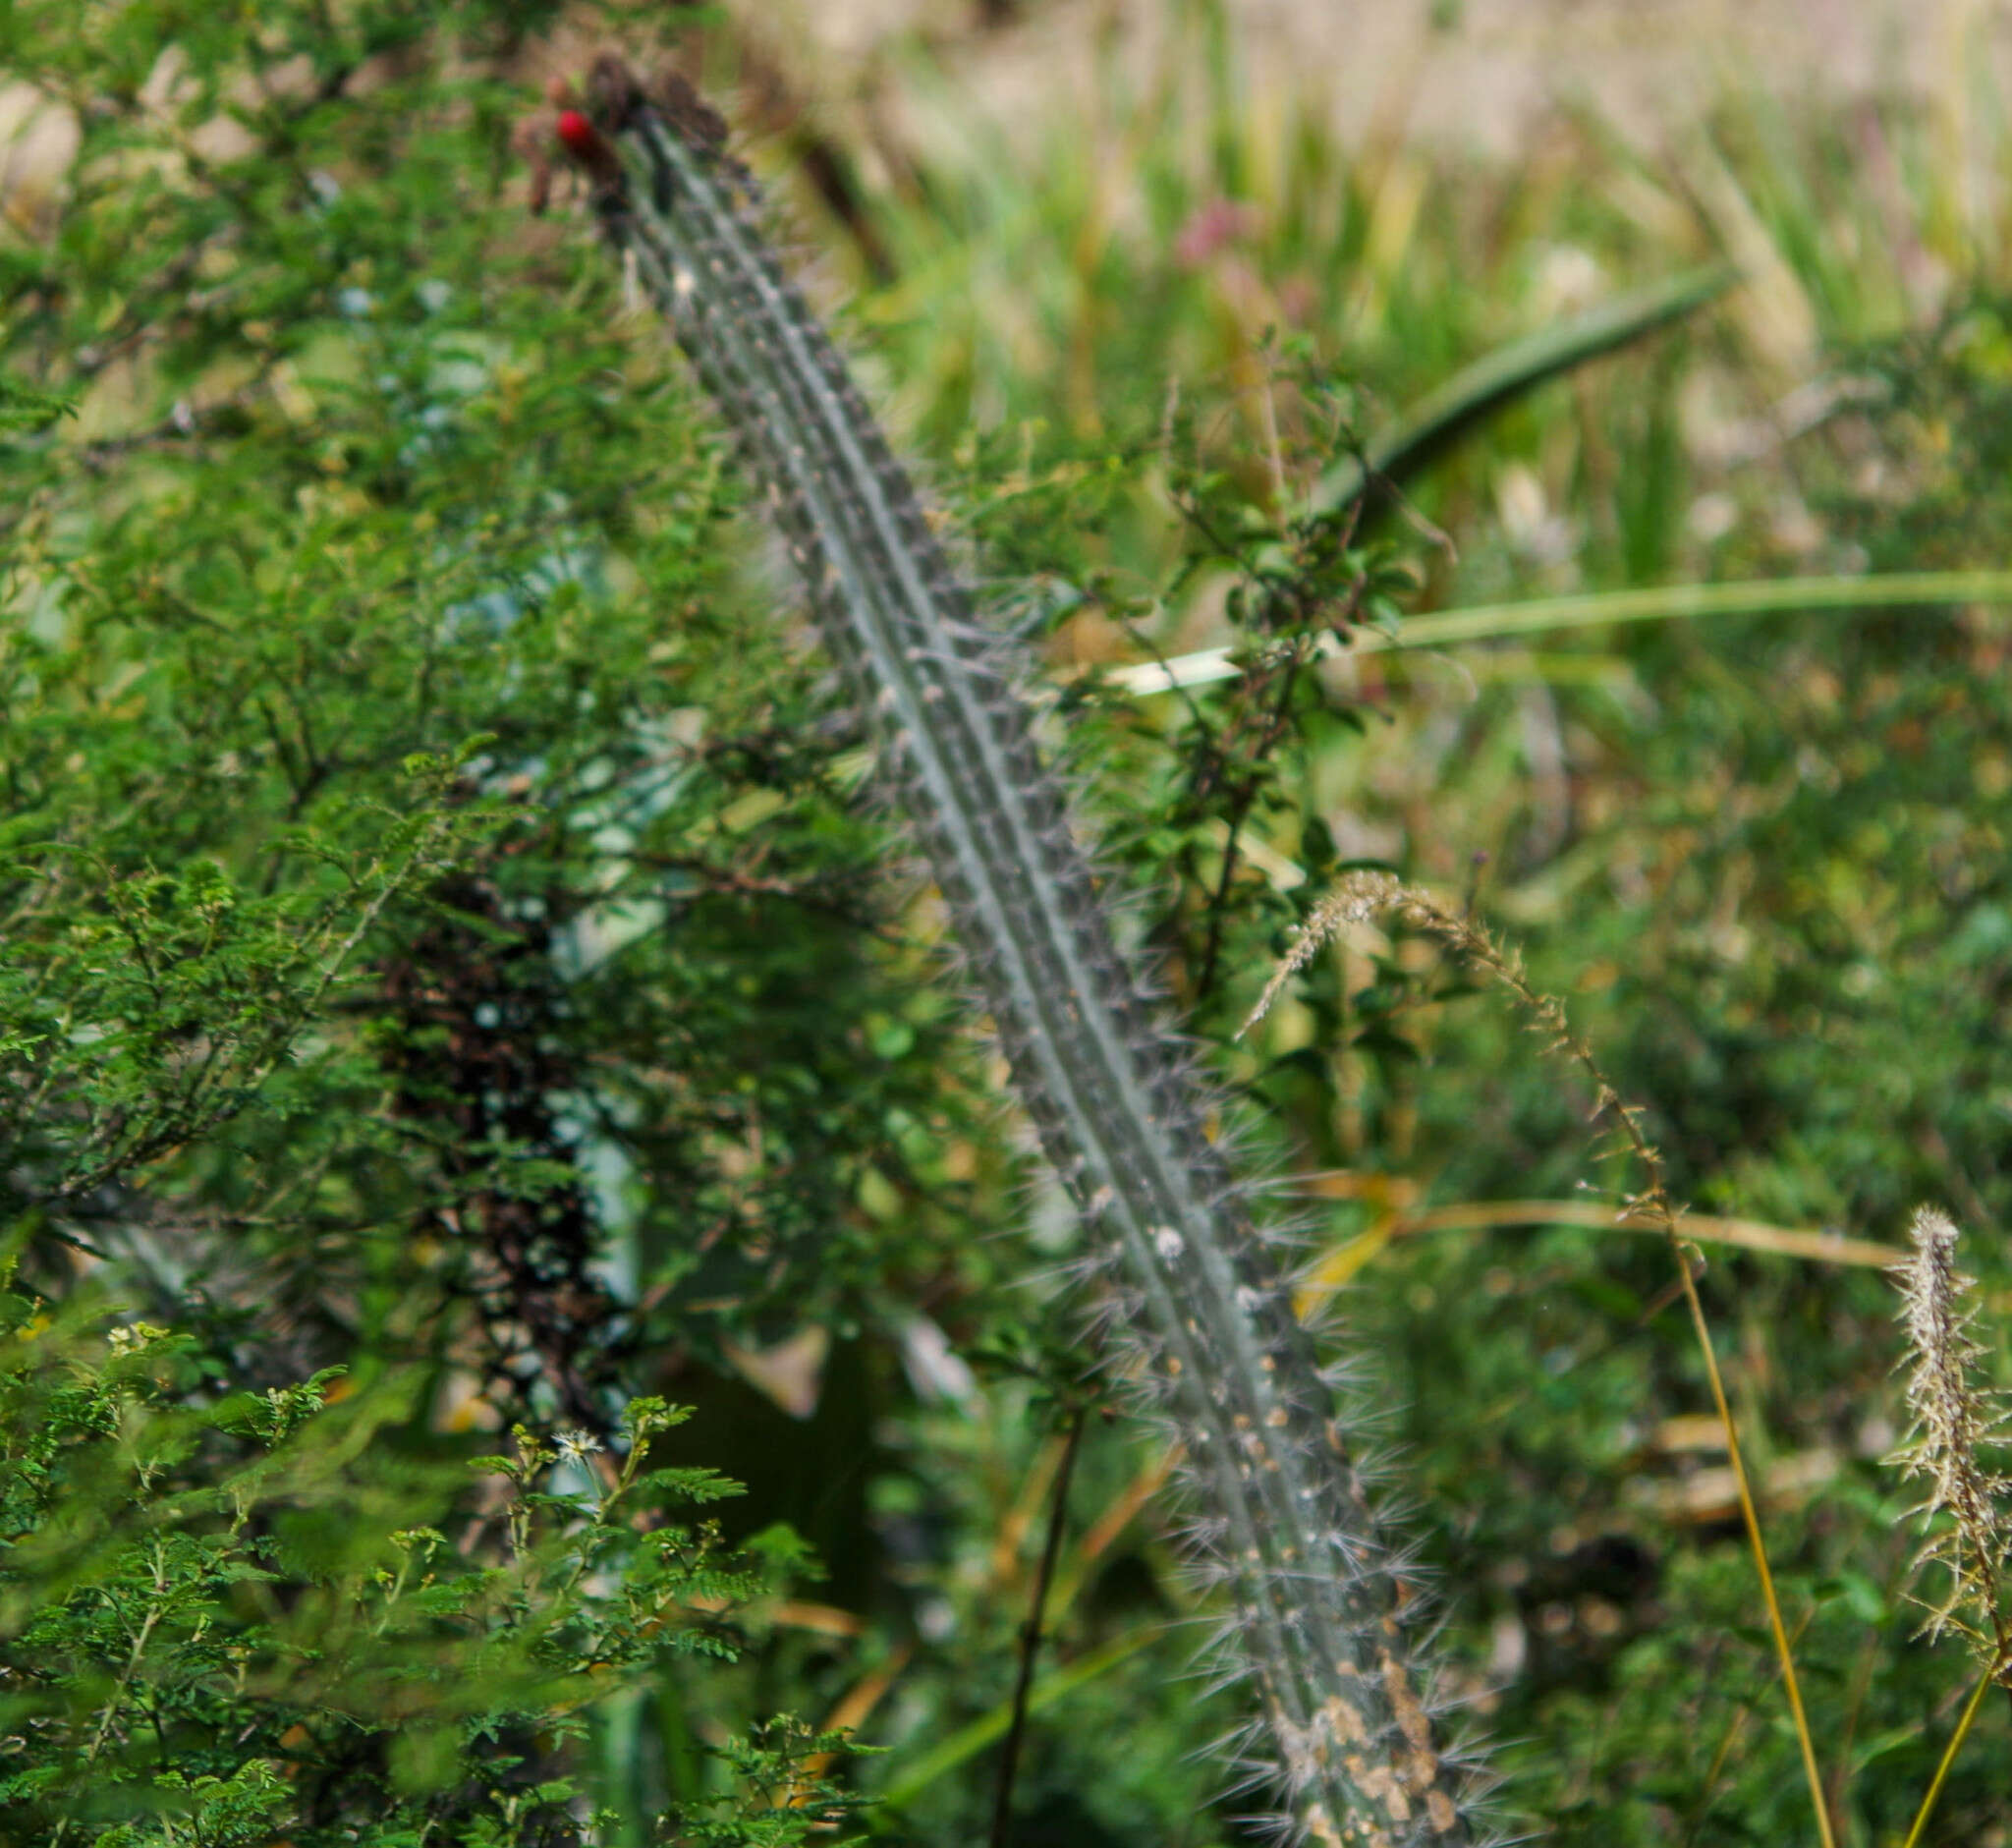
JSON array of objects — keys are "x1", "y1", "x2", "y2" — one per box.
[
  {"x1": 1398, "y1": 569, "x2": 2012, "y2": 645},
  {"x1": 1317, "y1": 263, "x2": 1736, "y2": 513}
]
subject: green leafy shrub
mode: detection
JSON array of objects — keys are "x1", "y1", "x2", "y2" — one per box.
[{"x1": 0, "y1": 1283, "x2": 853, "y2": 1846}]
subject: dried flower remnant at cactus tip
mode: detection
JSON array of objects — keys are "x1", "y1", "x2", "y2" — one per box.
[{"x1": 1890, "y1": 1206, "x2": 2012, "y2": 1674}]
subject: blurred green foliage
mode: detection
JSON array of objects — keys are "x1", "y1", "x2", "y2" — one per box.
[
  {"x1": 4, "y1": 0, "x2": 2012, "y2": 1844},
  {"x1": 0, "y1": 1288, "x2": 809, "y2": 1845}
]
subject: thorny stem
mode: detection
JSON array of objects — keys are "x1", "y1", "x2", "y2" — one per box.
[{"x1": 546, "y1": 62, "x2": 1480, "y2": 1844}]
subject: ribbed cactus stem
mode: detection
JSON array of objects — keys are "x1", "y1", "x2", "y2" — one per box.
[{"x1": 563, "y1": 57, "x2": 1481, "y2": 1844}]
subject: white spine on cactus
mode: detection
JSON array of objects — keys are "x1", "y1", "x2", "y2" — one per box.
[{"x1": 573, "y1": 65, "x2": 1484, "y2": 1845}]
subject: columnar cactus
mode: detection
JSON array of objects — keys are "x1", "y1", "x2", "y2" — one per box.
[{"x1": 548, "y1": 58, "x2": 1483, "y2": 1844}]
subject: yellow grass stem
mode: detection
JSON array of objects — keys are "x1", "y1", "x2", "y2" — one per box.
[
  {"x1": 1671, "y1": 1247, "x2": 1836, "y2": 1848},
  {"x1": 1297, "y1": 1196, "x2": 1902, "y2": 1304},
  {"x1": 1899, "y1": 1662, "x2": 1996, "y2": 1848}
]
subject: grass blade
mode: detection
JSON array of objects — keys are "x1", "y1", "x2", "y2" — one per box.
[
  {"x1": 1317, "y1": 264, "x2": 1736, "y2": 513},
  {"x1": 1105, "y1": 569, "x2": 2012, "y2": 696}
]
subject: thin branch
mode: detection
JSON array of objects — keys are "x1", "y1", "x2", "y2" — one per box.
[{"x1": 989, "y1": 1408, "x2": 1085, "y2": 1848}]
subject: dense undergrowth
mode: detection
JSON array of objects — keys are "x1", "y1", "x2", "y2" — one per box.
[{"x1": 3, "y1": 0, "x2": 2010, "y2": 1843}]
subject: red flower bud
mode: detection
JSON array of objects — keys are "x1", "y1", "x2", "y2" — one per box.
[{"x1": 550, "y1": 107, "x2": 622, "y2": 193}]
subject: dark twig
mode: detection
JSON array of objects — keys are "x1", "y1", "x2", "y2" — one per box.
[
  {"x1": 1193, "y1": 631, "x2": 1314, "y2": 998},
  {"x1": 988, "y1": 1407, "x2": 1085, "y2": 1848}
]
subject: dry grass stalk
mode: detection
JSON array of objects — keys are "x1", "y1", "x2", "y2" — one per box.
[
  {"x1": 1888, "y1": 1206, "x2": 2011, "y2": 1680},
  {"x1": 1884, "y1": 1208, "x2": 2012, "y2": 1847},
  {"x1": 1247, "y1": 868, "x2": 1840, "y2": 1848}
]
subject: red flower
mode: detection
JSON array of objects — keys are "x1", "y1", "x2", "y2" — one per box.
[{"x1": 551, "y1": 108, "x2": 621, "y2": 192}]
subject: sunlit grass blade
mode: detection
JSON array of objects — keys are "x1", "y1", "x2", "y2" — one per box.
[
  {"x1": 1297, "y1": 1197, "x2": 1903, "y2": 1309},
  {"x1": 1398, "y1": 568, "x2": 2012, "y2": 646},
  {"x1": 1105, "y1": 569, "x2": 2012, "y2": 695}
]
